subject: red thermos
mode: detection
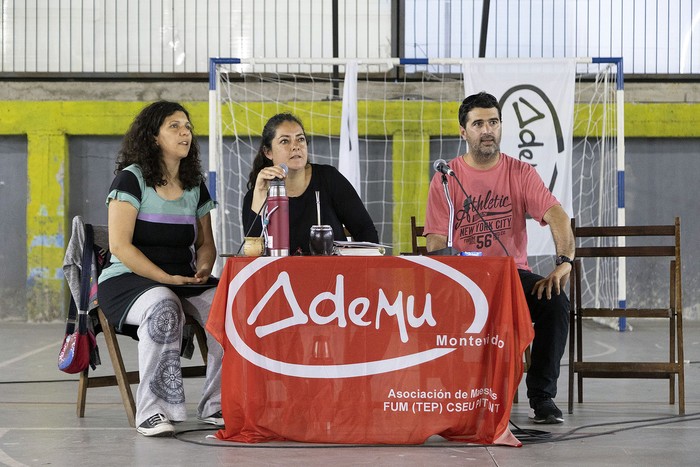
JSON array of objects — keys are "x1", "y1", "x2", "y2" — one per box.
[{"x1": 267, "y1": 179, "x2": 289, "y2": 256}]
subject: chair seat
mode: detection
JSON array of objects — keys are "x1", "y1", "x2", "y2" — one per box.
[
  {"x1": 579, "y1": 308, "x2": 672, "y2": 318},
  {"x1": 573, "y1": 361, "x2": 682, "y2": 378}
]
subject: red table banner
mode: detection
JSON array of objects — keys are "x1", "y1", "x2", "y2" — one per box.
[{"x1": 207, "y1": 255, "x2": 534, "y2": 446}]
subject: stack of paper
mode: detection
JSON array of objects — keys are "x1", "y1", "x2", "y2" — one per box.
[{"x1": 333, "y1": 241, "x2": 391, "y2": 256}]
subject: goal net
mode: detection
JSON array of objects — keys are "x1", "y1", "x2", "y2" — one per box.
[{"x1": 209, "y1": 58, "x2": 621, "y2": 313}]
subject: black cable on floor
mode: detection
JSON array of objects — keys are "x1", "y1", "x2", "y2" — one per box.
[
  {"x1": 509, "y1": 420, "x2": 553, "y2": 441},
  {"x1": 5, "y1": 379, "x2": 697, "y2": 448},
  {"x1": 519, "y1": 412, "x2": 700, "y2": 445},
  {"x1": 173, "y1": 428, "x2": 488, "y2": 449}
]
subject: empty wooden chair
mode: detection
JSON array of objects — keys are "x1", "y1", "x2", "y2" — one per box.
[{"x1": 568, "y1": 217, "x2": 684, "y2": 414}]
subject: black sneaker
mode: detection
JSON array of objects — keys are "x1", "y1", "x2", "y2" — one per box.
[
  {"x1": 197, "y1": 410, "x2": 224, "y2": 427},
  {"x1": 529, "y1": 398, "x2": 564, "y2": 424},
  {"x1": 137, "y1": 413, "x2": 175, "y2": 437}
]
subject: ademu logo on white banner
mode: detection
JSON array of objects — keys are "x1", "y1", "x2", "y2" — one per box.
[{"x1": 499, "y1": 85, "x2": 566, "y2": 192}]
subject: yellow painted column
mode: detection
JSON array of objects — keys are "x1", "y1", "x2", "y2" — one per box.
[
  {"x1": 392, "y1": 132, "x2": 431, "y2": 254},
  {"x1": 13, "y1": 101, "x2": 211, "y2": 322},
  {"x1": 26, "y1": 132, "x2": 67, "y2": 321}
]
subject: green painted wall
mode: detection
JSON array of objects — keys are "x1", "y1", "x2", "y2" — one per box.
[{"x1": 1, "y1": 100, "x2": 699, "y2": 320}]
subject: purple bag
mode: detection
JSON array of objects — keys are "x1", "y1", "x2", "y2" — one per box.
[
  {"x1": 58, "y1": 223, "x2": 100, "y2": 374},
  {"x1": 58, "y1": 313, "x2": 97, "y2": 374}
]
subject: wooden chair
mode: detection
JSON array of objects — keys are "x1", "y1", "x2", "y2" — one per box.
[
  {"x1": 70, "y1": 222, "x2": 209, "y2": 428},
  {"x1": 410, "y1": 216, "x2": 428, "y2": 255},
  {"x1": 568, "y1": 217, "x2": 684, "y2": 414}
]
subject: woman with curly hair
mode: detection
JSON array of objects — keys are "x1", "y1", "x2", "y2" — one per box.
[{"x1": 97, "y1": 101, "x2": 223, "y2": 437}]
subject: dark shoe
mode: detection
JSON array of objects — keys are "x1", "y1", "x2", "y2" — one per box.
[
  {"x1": 198, "y1": 410, "x2": 224, "y2": 427},
  {"x1": 529, "y1": 398, "x2": 564, "y2": 424},
  {"x1": 137, "y1": 413, "x2": 175, "y2": 437}
]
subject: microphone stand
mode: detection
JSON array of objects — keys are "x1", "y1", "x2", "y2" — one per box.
[{"x1": 428, "y1": 172, "x2": 460, "y2": 256}]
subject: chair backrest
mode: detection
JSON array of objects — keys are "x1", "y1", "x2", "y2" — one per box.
[
  {"x1": 410, "y1": 216, "x2": 428, "y2": 255},
  {"x1": 573, "y1": 217, "x2": 680, "y2": 260},
  {"x1": 571, "y1": 217, "x2": 682, "y2": 309}
]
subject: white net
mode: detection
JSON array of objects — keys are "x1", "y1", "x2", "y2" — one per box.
[
  {"x1": 573, "y1": 63, "x2": 621, "y2": 313},
  {"x1": 210, "y1": 59, "x2": 620, "y2": 310},
  {"x1": 210, "y1": 61, "x2": 467, "y2": 256}
]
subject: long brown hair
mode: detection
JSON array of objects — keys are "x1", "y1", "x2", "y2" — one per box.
[{"x1": 115, "y1": 101, "x2": 204, "y2": 190}]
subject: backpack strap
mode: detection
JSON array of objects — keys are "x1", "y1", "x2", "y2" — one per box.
[{"x1": 77, "y1": 224, "x2": 95, "y2": 333}]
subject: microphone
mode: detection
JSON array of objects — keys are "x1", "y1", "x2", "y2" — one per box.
[
  {"x1": 428, "y1": 158, "x2": 460, "y2": 256},
  {"x1": 433, "y1": 159, "x2": 455, "y2": 176},
  {"x1": 274, "y1": 163, "x2": 289, "y2": 181}
]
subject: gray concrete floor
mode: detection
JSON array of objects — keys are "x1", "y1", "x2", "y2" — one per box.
[{"x1": 1, "y1": 319, "x2": 698, "y2": 466}]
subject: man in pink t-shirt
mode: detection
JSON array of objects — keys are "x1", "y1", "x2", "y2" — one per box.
[{"x1": 424, "y1": 92, "x2": 575, "y2": 424}]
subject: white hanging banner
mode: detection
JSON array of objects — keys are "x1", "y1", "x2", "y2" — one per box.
[
  {"x1": 339, "y1": 60, "x2": 362, "y2": 199},
  {"x1": 462, "y1": 59, "x2": 576, "y2": 256}
]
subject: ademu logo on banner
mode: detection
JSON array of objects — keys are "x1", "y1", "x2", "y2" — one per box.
[
  {"x1": 499, "y1": 84, "x2": 566, "y2": 192},
  {"x1": 223, "y1": 256, "x2": 491, "y2": 378}
]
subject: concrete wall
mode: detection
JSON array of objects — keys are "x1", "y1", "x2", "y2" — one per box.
[{"x1": 0, "y1": 81, "x2": 699, "y2": 321}]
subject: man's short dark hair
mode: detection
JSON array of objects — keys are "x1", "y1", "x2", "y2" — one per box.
[{"x1": 458, "y1": 92, "x2": 502, "y2": 128}]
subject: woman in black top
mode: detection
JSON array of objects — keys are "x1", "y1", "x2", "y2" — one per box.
[{"x1": 242, "y1": 113, "x2": 378, "y2": 254}]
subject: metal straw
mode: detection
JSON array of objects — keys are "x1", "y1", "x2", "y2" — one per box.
[{"x1": 315, "y1": 191, "x2": 321, "y2": 225}]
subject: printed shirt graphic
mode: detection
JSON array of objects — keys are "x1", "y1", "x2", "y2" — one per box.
[{"x1": 424, "y1": 154, "x2": 559, "y2": 271}]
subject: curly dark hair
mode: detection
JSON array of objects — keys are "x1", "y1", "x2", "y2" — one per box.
[
  {"x1": 115, "y1": 101, "x2": 204, "y2": 190},
  {"x1": 246, "y1": 113, "x2": 307, "y2": 190},
  {"x1": 458, "y1": 91, "x2": 502, "y2": 128}
]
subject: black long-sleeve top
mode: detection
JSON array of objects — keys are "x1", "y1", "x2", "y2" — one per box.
[{"x1": 242, "y1": 164, "x2": 379, "y2": 254}]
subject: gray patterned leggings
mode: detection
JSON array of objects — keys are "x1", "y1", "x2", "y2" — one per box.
[{"x1": 124, "y1": 286, "x2": 222, "y2": 426}]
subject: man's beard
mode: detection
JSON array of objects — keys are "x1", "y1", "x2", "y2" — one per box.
[{"x1": 471, "y1": 141, "x2": 500, "y2": 163}]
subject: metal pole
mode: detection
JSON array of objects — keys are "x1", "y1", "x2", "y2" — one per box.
[
  {"x1": 391, "y1": 0, "x2": 404, "y2": 81},
  {"x1": 332, "y1": 0, "x2": 340, "y2": 98},
  {"x1": 478, "y1": 0, "x2": 491, "y2": 57}
]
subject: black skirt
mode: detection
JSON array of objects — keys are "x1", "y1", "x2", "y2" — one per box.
[{"x1": 97, "y1": 272, "x2": 218, "y2": 336}]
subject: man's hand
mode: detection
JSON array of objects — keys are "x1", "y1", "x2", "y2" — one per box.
[
  {"x1": 532, "y1": 263, "x2": 572, "y2": 300},
  {"x1": 425, "y1": 233, "x2": 448, "y2": 253}
]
